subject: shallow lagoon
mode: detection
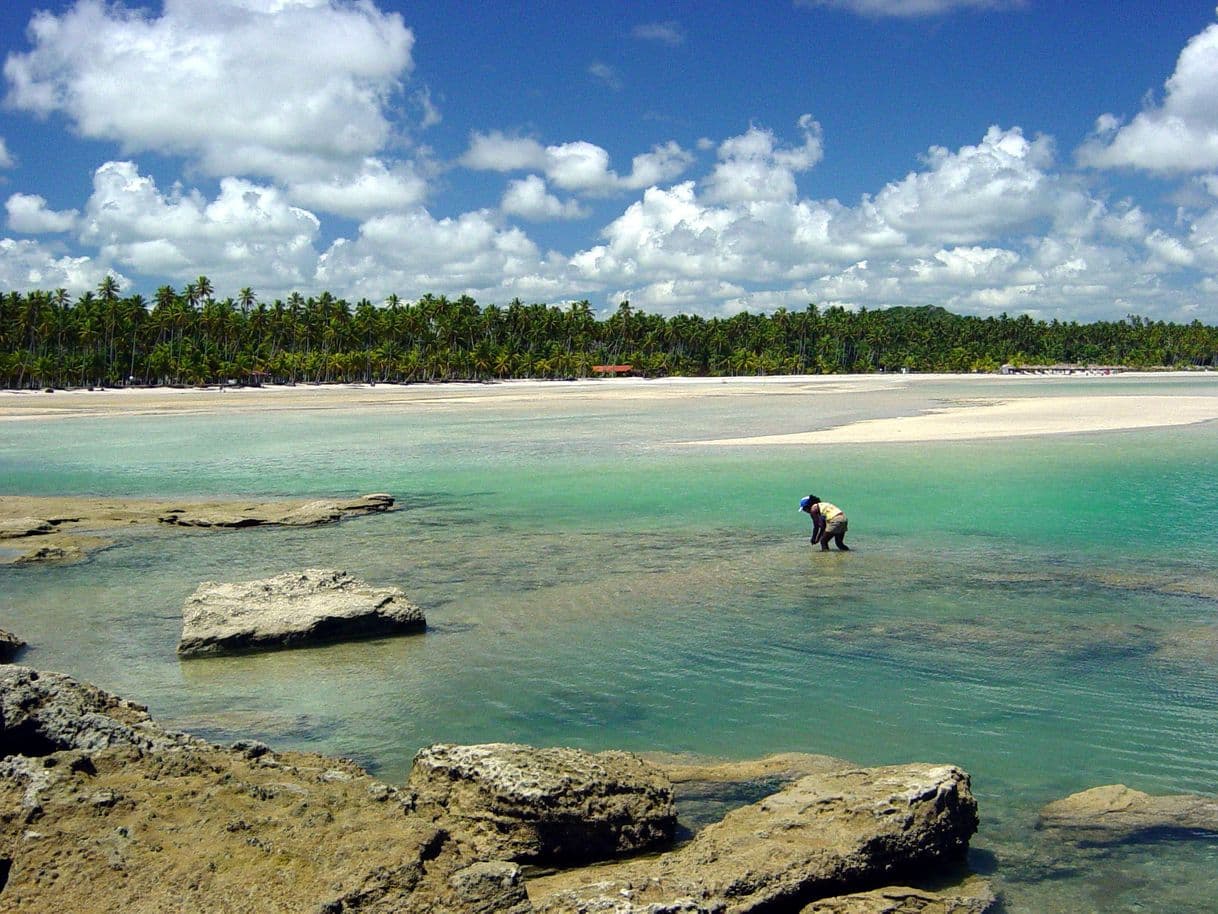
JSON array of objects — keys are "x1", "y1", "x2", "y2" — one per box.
[{"x1": 3, "y1": 375, "x2": 1218, "y2": 912}]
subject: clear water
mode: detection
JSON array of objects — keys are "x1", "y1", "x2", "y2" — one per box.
[{"x1": 3, "y1": 375, "x2": 1218, "y2": 912}]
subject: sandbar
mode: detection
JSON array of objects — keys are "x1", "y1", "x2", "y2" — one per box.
[{"x1": 688, "y1": 394, "x2": 1218, "y2": 445}]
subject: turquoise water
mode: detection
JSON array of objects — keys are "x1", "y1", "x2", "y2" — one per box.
[{"x1": 3, "y1": 376, "x2": 1218, "y2": 912}]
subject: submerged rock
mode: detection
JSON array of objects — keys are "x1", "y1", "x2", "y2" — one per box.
[
  {"x1": 1038, "y1": 784, "x2": 1218, "y2": 844},
  {"x1": 177, "y1": 568, "x2": 425, "y2": 657},
  {"x1": 529, "y1": 763, "x2": 980, "y2": 913},
  {"x1": 409, "y1": 742, "x2": 678, "y2": 865},
  {"x1": 0, "y1": 629, "x2": 25, "y2": 663}
]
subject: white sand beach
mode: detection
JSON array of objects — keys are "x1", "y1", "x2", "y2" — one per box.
[{"x1": 1, "y1": 375, "x2": 1216, "y2": 444}]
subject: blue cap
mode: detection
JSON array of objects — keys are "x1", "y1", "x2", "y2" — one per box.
[{"x1": 799, "y1": 496, "x2": 811, "y2": 511}]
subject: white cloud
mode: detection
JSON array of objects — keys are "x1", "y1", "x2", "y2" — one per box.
[
  {"x1": 0, "y1": 138, "x2": 13, "y2": 169},
  {"x1": 632, "y1": 21, "x2": 685, "y2": 46},
  {"x1": 795, "y1": 0, "x2": 1025, "y2": 16},
  {"x1": 0, "y1": 237, "x2": 113, "y2": 293},
  {"x1": 869, "y1": 125, "x2": 1058, "y2": 244},
  {"x1": 1079, "y1": 22, "x2": 1218, "y2": 173},
  {"x1": 286, "y1": 159, "x2": 428, "y2": 219},
  {"x1": 588, "y1": 62, "x2": 622, "y2": 91},
  {"x1": 460, "y1": 132, "x2": 548, "y2": 171},
  {"x1": 501, "y1": 176, "x2": 586, "y2": 221},
  {"x1": 78, "y1": 161, "x2": 320, "y2": 293},
  {"x1": 462, "y1": 132, "x2": 694, "y2": 195},
  {"x1": 565, "y1": 123, "x2": 1207, "y2": 320},
  {"x1": 702, "y1": 115, "x2": 824, "y2": 204},
  {"x1": 6, "y1": 193, "x2": 79, "y2": 233},
  {"x1": 3, "y1": 0, "x2": 415, "y2": 184},
  {"x1": 315, "y1": 208, "x2": 556, "y2": 302}
]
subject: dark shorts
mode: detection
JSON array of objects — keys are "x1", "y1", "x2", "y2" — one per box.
[{"x1": 824, "y1": 517, "x2": 847, "y2": 537}]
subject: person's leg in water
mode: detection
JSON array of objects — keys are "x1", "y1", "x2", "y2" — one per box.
[{"x1": 824, "y1": 519, "x2": 850, "y2": 551}]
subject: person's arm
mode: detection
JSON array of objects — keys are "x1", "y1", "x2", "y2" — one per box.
[{"x1": 810, "y1": 508, "x2": 824, "y2": 544}]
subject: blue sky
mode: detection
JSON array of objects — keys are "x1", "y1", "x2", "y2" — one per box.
[{"x1": 2, "y1": 0, "x2": 1218, "y2": 321}]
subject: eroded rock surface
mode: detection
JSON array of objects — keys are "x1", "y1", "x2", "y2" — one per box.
[
  {"x1": 178, "y1": 568, "x2": 425, "y2": 657},
  {"x1": 1038, "y1": 784, "x2": 1218, "y2": 844},
  {"x1": 0, "y1": 630, "x2": 25, "y2": 663},
  {"x1": 800, "y1": 880, "x2": 996, "y2": 913},
  {"x1": 409, "y1": 742, "x2": 677, "y2": 865},
  {"x1": 0, "y1": 666, "x2": 530, "y2": 914},
  {"x1": 529, "y1": 764, "x2": 979, "y2": 913}
]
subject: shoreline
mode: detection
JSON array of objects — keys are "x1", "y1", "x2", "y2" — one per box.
[{"x1": 2, "y1": 373, "x2": 1216, "y2": 444}]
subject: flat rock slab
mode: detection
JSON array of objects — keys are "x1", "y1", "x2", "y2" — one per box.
[
  {"x1": 801, "y1": 880, "x2": 997, "y2": 913},
  {"x1": 0, "y1": 517, "x2": 55, "y2": 539},
  {"x1": 160, "y1": 492, "x2": 395, "y2": 528},
  {"x1": 178, "y1": 568, "x2": 425, "y2": 657},
  {"x1": 1038, "y1": 784, "x2": 1218, "y2": 844},
  {"x1": 409, "y1": 742, "x2": 678, "y2": 865}
]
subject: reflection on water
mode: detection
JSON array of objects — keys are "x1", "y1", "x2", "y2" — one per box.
[{"x1": 3, "y1": 377, "x2": 1218, "y2": 912}]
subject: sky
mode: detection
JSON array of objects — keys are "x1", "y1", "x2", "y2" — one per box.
[{"x1": 2, "y1": 1, "x2": 1218, "y2": 322}]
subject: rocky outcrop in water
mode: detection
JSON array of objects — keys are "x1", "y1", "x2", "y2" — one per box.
[
  {"x1": 408, "y1": 742, "x2": 678, "y2": 865},
  {"x1": 0, "y1": 631, "x2": 24, "y2": 664},
  {"x1": 0, "y1": 493, "x2": 397, "y2": 565},
  {"x1": 177, "y1": 568, "x2": 426, "y2": 657},
  {"x1": 1038, "y1": 784, "x2": 1218, "y2": 844},
  {"x1": 1, "y1": 667, "x2": 988, "y2": 913},
  {"x1": 159, "y1": 492, "x2": 395, "y2": 528},
  {"x1": 529, "y1": 763, "x2": 980, "y2": 913}
]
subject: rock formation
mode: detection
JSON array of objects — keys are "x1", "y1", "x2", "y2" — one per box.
[
  {"x1": 408, "y1": 743, "x2": 678, "y2": 864},
  {"x1": 177, "y1": 568, "x2": 425, "y2": 657},
  {"x1": 528, "y1": 763, "x2": 980, "y2": 913},
  {"x1": 0, "y1": 493, "x2": 397, "y2": 565},
  {"x1": 0, "y1": 631, "x2": 24, "y2": 664},
  {"x1": 2, "y1": 666, "x2": 989, "y2": 913},
  {"x1": 159, "y1": 492, "x2": 395, "y2": 528},
  {"x1": 800, "y1": 880, "x2": 996, "y2": 913},
  {"x1": 1038, "y1": 783, "x2": 1218, "y2": 844}
]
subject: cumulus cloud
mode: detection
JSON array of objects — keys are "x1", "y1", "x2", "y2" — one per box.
[
  {"x1": 702, "y1": 115, "x2": 824, "y2": 204},
  {"x1": 0, "y1": 237, "x2": 114, "y2": 293},
  {"x1": 286, "y1": 159, "x2": 428, "y2": 219},
  {"x1": 6, "y1": 193, "x2": 79, "y2": 233},
  {"x1": 1079, "y1": 22, "x2": 1218, "y2": 173},
  {"x1": 501, "y1": 176, "x2": 586, "y2": 221},
  {"x1": 462, "y1": 131, "x2": 694, "y2": 195},
  {"x1": 3, "y1": 0, "x2": 415, "y2": 183},
  {"x1": 566, "y1": 122, "x2": 1204, "y2": 320},
  {"x1": 0, "y1": 138, "x2": 13, "y2": 169},
  {"x1": 632, "y1": 21, "x2": 685, "y2": 46},
  {"x1": 869, "y1": 125, "x2": 1058, "y2": 244},
  {"x1": 315, "y1": 207, "x2": 559, "y2": 302},
  {"x1": 796, "y1": 0, "x2": 1025, "y2": 16},
  {"x1": 78, "y1": 161, "x2": 320, "y2": 293}
]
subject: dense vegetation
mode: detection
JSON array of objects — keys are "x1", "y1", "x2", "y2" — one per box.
[{"x1": 2, "y1": 276, "x2": 1217, "y2": 388}]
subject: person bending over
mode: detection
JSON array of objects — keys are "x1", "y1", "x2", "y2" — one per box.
[{"x1": 799, "y1": 495, "x2": 850, "y2": 551}]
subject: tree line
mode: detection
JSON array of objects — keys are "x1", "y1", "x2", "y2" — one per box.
[{"x1": 2, "y1": 276, "x2": 1216, "y2": 388}]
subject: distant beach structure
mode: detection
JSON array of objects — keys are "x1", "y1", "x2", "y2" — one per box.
[
  {"x1": 592, "y1": 364, "x2": 634, "y2": 376},
  {"x1": 1000, "y1": 363, "x2": 1128, "y2": 376}
]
